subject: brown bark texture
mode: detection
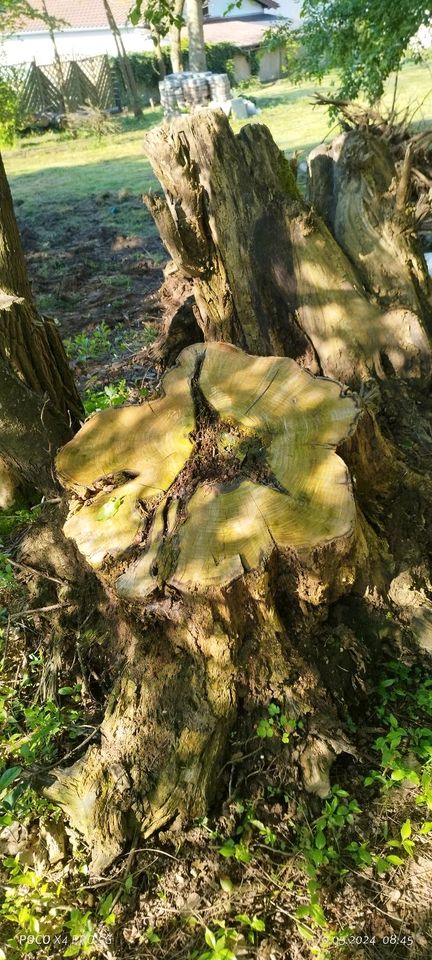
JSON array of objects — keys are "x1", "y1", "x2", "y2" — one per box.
[
  {"x1": 0, "y1": 152, "x2": 83, "y2": 501},
  {"x1": 143, "y1": 112, "x2": 432, "y2": 386}
]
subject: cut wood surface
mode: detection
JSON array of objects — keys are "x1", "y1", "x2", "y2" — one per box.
[
  {"x1": 48, "y1": 343, "x2": 366, "y2": 870},
  {"x1": 57, "y1": 342, "x2": 359, "y2": 595}
]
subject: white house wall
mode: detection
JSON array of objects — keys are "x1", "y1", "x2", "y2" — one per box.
[
  {"x1": 271, "y1": 0, "x2": 301, "y2": 25},
  {"x1": 208, "y1": 0, "x2": 266, "y2": 20},
  {"x1": 0, "y1": 26, "x2": 153, "y2": 67}
]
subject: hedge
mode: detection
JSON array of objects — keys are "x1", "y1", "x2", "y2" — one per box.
[{"x1": 124, "y1": 40, "x2": 262, "y2": 92}]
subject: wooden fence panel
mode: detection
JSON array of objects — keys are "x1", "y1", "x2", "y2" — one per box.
[{"x1": 0, "y1": 55, "x2": 120, "y2": 116}]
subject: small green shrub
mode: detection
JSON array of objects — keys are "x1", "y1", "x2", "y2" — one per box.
[
  {"x1": 0, "y1": 507, "x2": 40, "y2": 542},
  {"x1": 0, "y1": 69, "x2": 26, "y2": 145},
  {"x1": 83, "y1": 378, "x2": 129, "y2": 415},
  {"x1": 64, "y1": 322, "x2": 111, "y2": 363}
]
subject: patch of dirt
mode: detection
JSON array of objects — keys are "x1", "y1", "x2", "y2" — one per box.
[{"x1": 16, "y1": 191, "x2": 165, "y2": 340}]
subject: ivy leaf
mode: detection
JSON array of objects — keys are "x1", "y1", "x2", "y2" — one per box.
[{"x1": 400, "y1": 819, "x2": 412, "y2": 840}]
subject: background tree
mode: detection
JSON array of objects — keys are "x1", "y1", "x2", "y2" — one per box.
[
  {"x1": 0, "y1": 153, "x2": 83, "y2": 507},
  {"x1": 186, "y1": 0, "x2": 206, "y2": 71},
  {"x1": 169, "y1": 0, "x2": 186, "y2": 73},
  {"x1": 130, "y1": 0, "x2": 204, "y2": 73},
  {"x1": 101, "y1": 0, "x2": 143, "y2": 115},
  {"x1": 297, "y1": 0, "x2": 432, "y2": 101}
]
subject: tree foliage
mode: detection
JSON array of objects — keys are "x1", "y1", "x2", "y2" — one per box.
[
  {"x1": 129, "y1": 0, "x2": 183, "y2": 38},
  {"x1": 298, "y1": 0, "x2": 432, "y2": 102},
  {"x1": 0, "y1": 0, "x2": 53, "y2": 30}
]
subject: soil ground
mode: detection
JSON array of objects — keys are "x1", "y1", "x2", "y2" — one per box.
[{"x1": 16, "y1": 189, "x2": 165, "y2": 397}]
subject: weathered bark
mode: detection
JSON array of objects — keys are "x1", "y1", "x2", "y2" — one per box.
[
  {"x1": 307, "y1": 131, "x2": 432, "y2": 329},
  {"x1": 186, "y1": 0, "x2": 206, "y2": 72},
  {"x1": 46, "y1": 570, "x2": 365, "y2": 873},
  {"x1": 143, "y1": 113, "x2": 432, "y2": 386},
  {"x1": 149, "y1": 272, "x2": 203, "y2": 367},
  {"x1": 46, "y1": 342, "x2": 388, "y2": 870},
  {"x1": 0, "y1": 357, "x2": 77, "y2": 501},
  {"x1": 0, "y1": 153, "x2": 83, "y2": 503}
]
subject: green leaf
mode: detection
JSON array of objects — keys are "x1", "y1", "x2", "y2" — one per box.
[
  {"x1": 402, "y1": 839, "x2": 415, "y2": 855},
  {"x1": 234, "y1": 843, "x2": 252, "y2": 863},
  {"x1": 400, "y1": 819, "x2": 412, "y2": 840},
  {"x1": 419, "y1": 821, "x2": 432, "y2": 834},
  {"x1": 256, "y1": 718, "x2": 274, "y2": 738},
  {"x1": 390, "y1": 768, "x2": 407, "y2": 781},
  {"x1": 219, "y1": 876, "x2": 234, "y2": 893},
  {"x1": 268, "y1": 703, "x2": 280, "y2": 717},
  {"x1": 64, "y1": 948, "x2": 81, "y2": 958},
  {"x1": 146, "y1": 927, "x2": 161, "y2": 943},
  {"x1": 218, "y1": 840, "x2": 235, "y2": 858},
  {"x1": 0, "y1": 766, "x2": 22, "y2": 794},
  {"x1": 124, "y1": 874, "x2": 133, "y2": 893},
  {"x1": 205, "y1": 928, "x2": 217, "y2": 949},
  {"x1": 297, "y1": 922, "x2": 314, "y2": 940},
  {"x1": 251, "y1": 917, "x2": 265, "y2": 931},
  {"x1": 58, "y1": 686, "x2": 75, "y2": 695},
  {"x1": 315, "y1": 831, "x2": 326, "y2": 850},
  {"x1": 386, "y1": 854, "x2": 404, "y2": 866},
  {"x1": 295, "y1": 906, "x2": 311, "y2": 919}
]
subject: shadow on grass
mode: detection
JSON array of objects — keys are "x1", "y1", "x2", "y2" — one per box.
[{"x1": 9, "y1": 154, "x2": 162, "y2": 208}]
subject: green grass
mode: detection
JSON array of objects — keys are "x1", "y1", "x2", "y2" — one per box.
[
  {"x1": 231, "y1": 61, "x2": 432, "y2": 154},
  {"x1": 4, "y1": 111, "x2": 163, "y2": 217},
  {"x1": 4, "y1": 61, "x2": 432, "y2": 216},
  {"x1": 5, "y1": 63, "x2": 432, "y2": 213}
]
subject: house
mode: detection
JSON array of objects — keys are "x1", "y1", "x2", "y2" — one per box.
[
  {"x1": 0, "y1": 0, "x2": 151, "y2": 66},
  {"x1": 0, "y1": 0, "x2": 300, "y2": 68}
]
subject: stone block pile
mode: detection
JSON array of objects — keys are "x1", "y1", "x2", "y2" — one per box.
[{"x1": 159, "y1": 72, "x2": 231, "y2": 116}]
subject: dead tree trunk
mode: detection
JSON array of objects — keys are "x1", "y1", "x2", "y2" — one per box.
[
  {"x1": 36, "y1": 114, "x2": 432, "y2": 874},
  {"x1": 307, "y1": 131, "x2": 432, "y2": 334},
  {"x1": 143, "y1": 113, "x2": 432, "y2": 386},
  {"x1": 0, "y1": 153, "x2": 83, "y2": 504},
  {"x1": 47, "y1": 341, "x2": 391, "y2": 871}
]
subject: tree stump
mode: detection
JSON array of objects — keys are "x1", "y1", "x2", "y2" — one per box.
[
  {"x1": 307, "y1": 130, "x2": 432, "y2": 354},
  {"x1": 143, "y1": 113, "x2": 432, "y2": 385},
  {"x1": 47, "y1": 343, "x2": 376, "y2": 872}
]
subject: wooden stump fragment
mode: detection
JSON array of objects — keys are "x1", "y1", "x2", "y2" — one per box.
[
  {"x1": 143, "y1": 113, "x2": 432, "y2": 385},
  {"x1": 47, "y1": 344, "x2": 367, "y2": 871}
]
